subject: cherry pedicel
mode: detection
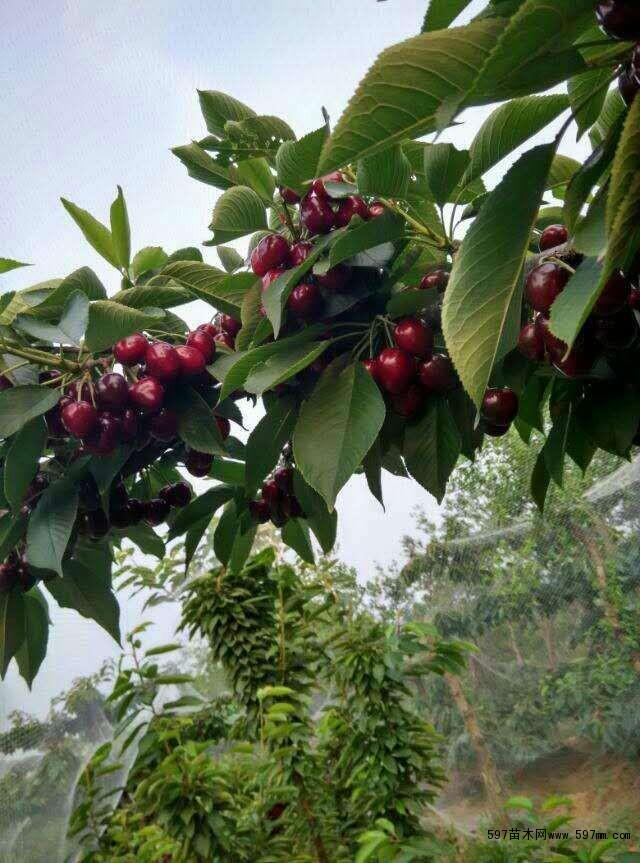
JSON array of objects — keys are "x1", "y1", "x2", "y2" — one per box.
[
  {"x1": 145, "y1": 342, "x2": 181, "y2": 381},
  {"x1": 418, "y1": 354, "x2": 458, "y2": 394},
  {"x1": 61, "y1": 400, "x2": 98, "y2": 438},
  {"x1": 96, "y1": 372, "x2": 129, "y2": 410},
  {"x1": 481, "y1": 387, "x2": 519, "y2": 427},
  {"x1": 300, "y1": 193, "x2": 335, "y2": 235},
  {"x1": 391, "y1": 384, "x2": 425, "y2": 418},
  {"x1": 334, "y1": 195, "x2": 369, "y2": 228},
  {"x1": 539, "y1": 224, "x2": 568, "y2": 252},
  {"x1": 186, "y1": 329, "x2": 216, "y2": 363},
  {"x1": 113, "y1": 332, "x2": 148, "y2": 365},
  {"x1": 288, "y1": 283, "x2": 322, "y2": 320},
  {"x1": 175, "y1": 345, "x2": 207, "y2": 377},
  {"x1": 250, "y1": 233, "x2": 291, "y2": 277},
  {"x1": 376, "y1": 348, "x2": 416, "y2": 394},
  {"x1": 525, "y1": 262, "x2": 570, "y2": 314},
  {"x1": 393, "y1": 317, "x2": 434, "y2": 358},
  {"x1": 128, "y1": 377, "x2": 164, "y2": 412}
]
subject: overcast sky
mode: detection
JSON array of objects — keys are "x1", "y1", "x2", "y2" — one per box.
[{"x1": 0, "y1": 0, "x2": 591, "y2": 720}]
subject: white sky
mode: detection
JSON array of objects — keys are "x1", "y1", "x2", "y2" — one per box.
[{"x1": 0, "y1": 0, "x2": 591, "y2": 719}]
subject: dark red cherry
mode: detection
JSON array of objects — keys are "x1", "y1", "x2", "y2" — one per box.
[
  {"x1": 518, "y1": 321, "x2": 545, "y2": 362},
  {"x1": 334, "y1": 195, "x2": 369, "y2": 228},
  {"x1": 129, "y1": 377, "x2": 164, "y2": 412},
  {"x1": 261, "y1": 267, "x2": 286, "y2": 291},
  {"x1": 536, "y1": 315, "x2": 567, "y2": 361},
  {"x1": 376, "y1": 348, "x2": 416, "y2": 394},
  {"x1": 61, "y1": 401, "x2": 98, "y2": 438},
  {"x1": 214, "y1": 331, "x2": 235, "y2": 350},
  {"x1": 629, "y1": 286, "x2": 640, "y2": 309},
  {"x1": 96, "y1": 373, "x2": 129, "y2": 410},
  {"x1": 159, "y1": 482, "x2": 192, "y2": 508},
  {"x1": 368, "y1": 202, "x2": 386, "y2": 218},
  {"x1": 186, "y1": 330, "x2": 216, "y2": 363},
  {"x1": 250, "y1": 234, "x2": 291, "y2": 277},
  {"x1": 217, "y1": 314, "x2": 242, "y2": 338},
  {"x1": 185, "y1": 449, "x2": 213, "y2": 477},
  {"x1": 262, "y1": 479, "x2": 281, "y2": 507},
  {"x1": 418, "y1": 354, "x2": 458, "y2": 394},
  {"x1": 67, "y1": 380, "x2": 93, "y2": 401},
  {"x1": 149, "y1": 408, "x2": 178, "y2": 442},
  {"x1": 317, "y1": 264, "x2": 351, "y2": 293},
  {"x1": 593, "y1": 270, "x2": 629, "y2": 316},
  {"x1": 110, "y1": 502, "x2": 140, "y2": 529},
  {"x1": 274, "y1": 466, "x2": 294, "y2": 495},
  {"x1": 391, "y1": 384, "x2": 425, "y2": 418},
  {"x1": 197, "y1": 322, "x2": 218, "y2": 339},
  {"x1": 0, "y1": 563, "x2": 18, "y2": 593},
  {"x1": 482, "y1": 387, "x2": 518, "y2": 426},
  {"x1": 300, "y1": 194, "x2": 335, "y2": 235},
  {"x1": 280, "y1": 187, "x2": 300, "y2": 204},
  {"x1": 85, "y1": 412, "x2": 122, "y2": 455},
  {"x1": 282, "y1": 495, "x2": 304, "y2": 519},
  {"x1": 145, "y1": 342, "x2": 181, "y2": 381},
  {"x1": 393, "y1": 318, "x2": 434, "y2": 358},
  {"x1": 596, "y1": 1, "x2": 640, "y2": 41},
  {"x1": 175, "y1": 345, "x2": 207, "y2": 377},
  {"x1": 553, "y1": 345, "x2": 596, "y2": 378},
  {"x1": 0, "y1": 375, "x2": 12, "y2": 390},
  {"x1": 483, "y1": 421, "x2": 510, "y2": 438},
  {"x1": 288, "y1": 283, "x2": 322, "y2": 320},
  {"x1": 215, "y1": 415, "x2": 231, "y2": 440},
  {"x1": 419, "y1": 269, "x2": 449, "y2": 293},
  {"x1": 310, "y1": 171, "x2": 343, "y2": 198},
  {"x1": 362, "y1": 358, "x2": 382, "y2": 385},
  {"x1": 289, "y1": 241, "x2": 313, "y2": 267},
  {"x1": 113, "y1": 332, "x2": 148, "y2": 365},
  {"x1": 525, "y1": 263, "x2": 570, "y2": 314},
  {"x1": 539, "y1": 224, "x2": 569, "y2": 252},
  {"x1": 144, "y1": 498, "x2": 171, "y2": 527},
  {"x1": 249, "y1": 499, "x2": 271, "y2": 524}
]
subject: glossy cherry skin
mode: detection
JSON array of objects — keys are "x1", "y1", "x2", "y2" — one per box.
[
  {"x1": 217, "y1": 314, "x2": 242, "y2": 337},
  {"x1": 67, "y1": 380, "x2": 93, "y2": 401},
  {"x1": 289, "y1": 241, "x2": 313, "y2": 267},
  {"x1": 280, "y1": 187, "x2": 300, "y2": 204},
  {"x1": 145, "y1": 342, "x2": 181, "y2": 381},
  {"x1": 517, "y1": 321, "x2": 545, "y2": 362},
  {"x1": 262, "y1": 479, "x2": 281, "y2": 507},
  {"x1": 288, "y1": 283, "x2": 322, "y2": 320},
  {"x1": 262, "y1": 267, "x2": 286, "y2": 291},
  {"x1": 419, "y1": 269, "x2": 449, "y2": 292},
  {"x1": 376, "y1": 348, "x2": 416, "y2": 394},
  {"x1": 186, "y1": 329, "x2": 216, "y2": 363},
  {"x1": 316, "y1": 264, "x2": 351, "y2": 292},
  {"x1": 393, "y1": 318, "x2": 434, "y2": 358},
  {"x1": 129, "y1": 377, "x2": 164, "y2": 412},
  {"x1": 0, "y1": 375, "x2": 12, "y2": 390},
  {"x1": 539, "y1": 224, "x2": 569, "y2": 252},
  {"x1": 215, "y1": 415, "x2": 231, "y2": 440},
  {"x1": 85, "y1": 412, "x2": 122, "y2": 455},
  {"x1": 537, "y1": 315, "x2": 568, "y2": 362},
  {"x1": 300, "y1": 194, "x2": 335, "y2": 235},
  {"x1": 96, "y1": 372, "x2": 129, "y2": 410},
  {"x1": 197, "y1": 322, "x2": 219, "y2": 339},
  {"x1": 596, "y1": 1, "x2": 640, "y2": 41},
  {"x1": 362, "y1": 358, "x2": 382, "y2": 384},
  {"x1": 214, "y1": 331, "x2": 235, "y2": 350},
  {"x1": 483, "y1": 421, "x2": 510, "y2": 438},
  {"x1": 274, "y1": 466, "x2": 294, "y2": 495},
  {"x1": 250, "y1": 234, "x2": 291, "y2": 277},
  {"x1": 185, "y1": 449, "x2": 213, "y2": 477},
  {"x1": 391, "y1": 384, "x2": 425, "y2": 418},
  {"x1": 160, "y1": 481, "x2": 192, "y2": 508},
  {"x1": 525, "y1": 263, "x2": 570, "y2": 314},
  {"x1": 249, "y1": 499, "x2": 271, "y2": 524},
  {"x1": 368, "y1": 202, "x2": 386, "y2": 218},
  {"x1": 593, "y1": 270, "x2": 630, "y2": 316},
  {"x1": 175, "y1": 345, "x2": 207, "y2": 377},
  {"x1": 418, "y1": 354, "x2": 457, "y2": 394},
  {"x1": 149, "y1": 408, "x2": 179, "y2": 442},
  {"x1": 334, "y1": 195, "x2": 369, "y2": 228},
  {"x1": 310, "y1": 171, "x2": 343, "y2": 198},
  {"x1": 482, "y1": 387, "x2": 519, "y2": 426},
  {"x1": 113, "y1": 332, "x2": 148, "y2": 365},
  {"x1": 61, "y1": 400, "x2": 98, "y2": 438},
  {"x1": 144, "y1": 498, "x2": 171, "y2": 527}
]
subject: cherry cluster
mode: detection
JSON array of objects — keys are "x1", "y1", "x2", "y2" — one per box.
[
  {"x1": 594, "y1": 1, "x2": 640, "y2": 105},
  {"x1": 519, "y1": 224, "x2": 639, "y2": 376},
  {"x1": 248, "y1": 464, "x2": 305, "y2": 527}
]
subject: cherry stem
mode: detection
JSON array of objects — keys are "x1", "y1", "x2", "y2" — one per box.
[{"x1": 0, "y1": 339, "x2": 81, "y2": 372}]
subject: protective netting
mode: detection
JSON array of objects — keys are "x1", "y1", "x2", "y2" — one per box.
[{"x1": 1, "y1": 435, "x2": 639, "y2": 857}]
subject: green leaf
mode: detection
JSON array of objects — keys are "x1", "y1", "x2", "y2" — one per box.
[
  {"x1": 168, "y1": 485, "x2": 234, "y2": 539},
  {"x1": 123, "y1": 524, "x2": 165, "y2": 559},
  {"x1": 276, "y1": 126, "x2": 327, "y2": 194},
  {"x1": 15, "y1": 591, "x2": 49, "y2": 688},
  {"x1": 423, "y1": 143, "x2": 469, "y2": 206},
  {"x1": 293, "y1": 360, "x2": 386, "y2": 509},
  {"x1": 607, "y1": 90, "x2": 640, "y2": 238},
  {"x1": 292, "y1": 471, "x2": 337, "y2": 553},
  {"x1": 218, "y1": 246, "x2": 245, "y2": 274},
  {"x1": 35, "y1": 267, "x2": 107, "y2": 315},
  {"x1": 131, "y1": 246, "x2": 168, "y2": 279},
  {"x1": 568, "y1": 67, "x2": 612, "y2": 139},
  {"x1": 85, "y1": 300, "x2": 163, "y2": 351},
  {"x1": 198, "y1": 89, "x2": 256, "y2": 137},
  {"x1": 4, "y1": 417, "x2": 47, "y2": 512},
  {"x1": 542, "y1": 408, "x2": 571, "y2": 487},
  {"x1": 281, "y1": 519, "x2": 315, "y2": 564},
  {"x1": 112, "y1": 284, "x2": 193, "y2": 310},
  {"x1": 245, "y1": 397, "x2": 298, "y2": 497},
  {"x1": 244, "y1": 341, "x2": 330, "y2": 395},
  {"x1": 447, "y1": 388, "x2": 484, "y2": 460},
  {"x1": 161, "y1": 263, "x2": 251, "y2": 314},
  {"x1": 463, "y1": 95, "x2": 568, "y2": 186},
  {"x1": 237, "y1": 282, "x2": 263, "y2": 350},
  {"x1": 0, "y1": 385, "x2": 60, "y2": 437},
  {"x1": 423, "y1": 0, "x2": 473, "y2": 31},
  {"x1": 546, "y1": 154, "x2": 581, "y2": 198},
  {"x1": 0, "y1": 258, "x2": 30, "y2": 275},
  {"x1": 573, "y1": 183, "x2": 608, "y2": 258},
  {"x1": 61, "y1": 197, "x2": 119, "y2": 269},
  {"x1": 27, "y1": 477, "x2": 79, "y2": 576},
  {"x1": 577, "y1": 386, "x2": 640, "y2": 457},
  {"x1": 213, "y1": 501, "x2": 239, "y2": 565},
  {"x1": 0, "y1": 511, "x2": 28, "y2": 563},
  {"x1": 0, "y1": 588, "x2": 26, "y2": 679},
  {"x1": 357, "y1": 146, "x2": 411, "y2": 198},
  {"x1": 171, "y1": 142, "x2": 234, "y2": 190},
  {"x1": 235, "y1": 158, "x2": 276, "y2": 202},
  {"x1": 590, "y1": 88, "x2": 626, "y2": 148},
  {"x1": 228, "y1": 524, "x2": 257, "y2": 575},
  {"x1": 403, "y1": 397, "x2": 461, "y2": 503},
  {"x1": 225, "y1": 114, "x2": 296, "y2": 149},
  {"x1": 328, "y1": 212, "x2": 405, "y2": 268},
  {"x1": 362, "y1": 439, "x2": 384, "y2": 507},
  {"x1": 442, "y1": 143, "x2": 556, "y2": 409},
  {"x1": 548, "y1": 256, "x2": 602, "y2": 352},
  {"x1": 172, "y1": 387, "x2": 226, "y2": 455},
  {"x1": 15, "y1": 290, "x2": 89, "y2": 347},
  {"x1": 110, "y1": 186, "x2": 131, "y2": 269},
  {"x1": 46, "y1": 559, "x2": 120, "y2": 644},
  {"x1": 207, "y1": 186, "x2": 267, "y2": 245}
]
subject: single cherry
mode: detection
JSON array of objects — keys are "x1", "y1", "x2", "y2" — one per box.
[
  {"x1": 376, "y1": 348, "x2": 416, "y2": 394},
  {"x1": 394, "y1": 317, "x2": 434, "y2": 358},
  {"x1": 536, "y1": 315, "x2": 567, "y2": 361},
  {"x1": 175, "y1": 345, "x2": 207, "y2": 377},
  {"x1": 149, "y1": 408, "x2": 179, "y2": 442},
  {"x1": 218, "y1": 314, "x2": 242, "y2": 337},
  {"x1": 391, "y1": 384, "x2": 425, "y2": 418},
  {"x1": 129, "y1": 377, "x2": 164, "y2": 412},
  {"x1": 368, "y1": 202, "x2": 386, "y2": 218},
  {"x1": 418, "y1": 354, "x2": 457, "y2": 394},
  {"x1": 197, "y1": 322, "x2": 218, "y2": 339},
  {"x1": 113, "y1": 332, "x2": 148, "y2": 365},
  {"x1": 362, "y1": 358, "x2": 381, "y2": 384},
  {"x1": 250, "y1": 234, "x2": 291, "y2": 277},
  {"x1": 145, "y1": 342, "x2": 181, "y2": 381},
  {"x1": 249, "y1": 499, "x2": 271, "y2": 524},
  {"x1": 160, "y1": 482, "x2": 192, "y2": 508},
  {"x1": 420, "y1": 269, "x2": 449, "y2": 293},
  {"x1": 289, "y1": 241, "x2": 313, "y2": 267},
  {"x1": 525, "y1": 263, "x2": 570, "y2": 314},
  {"x1": 334, "y1": 195, "x2": 369, "y2": 228},
  {"x1": 317, "y1": 264, "x2": 351, "y2": 292},
  {"x1": 85, "y1": 412, "x2": 122, "y2": 455},
  {"x1": 593, "y1": 270, "x2": 629, "y2": 316},
  {"x1": 483, "y1": 421, "x2": 510, "y2": 438},
  {"x1": 300, "y1": 194, "x2": 335, "y2": 235},
  {"x1": 518, "y1": 321, "x2": 545, "y2": 361},
  {"x1": 288, "y1": 283, "x2": 322, "y2": 320},
  {"x1": 595, "y1": 1, "x2": 640, "y2": 41},
  {"x1": 539, "y1": 224, "x2": 569, "y2": 252},
  {"x1": 310, "y1": 171, "x2": 343, "y2": 199},
  {"x1": 185, "y1": 449, "x2": 213, "y2": 477},
  {"x1": 186, "y1": 330, "x2": 216, "y2": 363},
  {"x1": 262, "y1": 479, "x2": 281, "y2": 507},
  {"x1": 61, "y1": 401, "x2": 98, "y2": 438},
  {"x1": 144, "y1": 498, "x2": 171, "y2": 527},
  {"x1": 482, "y1": 387, "x2": 519, "y2": 426},
  {"x1": 274, "y1": 466, "x2": 294, "y2": 495},
  {"x1": 96, "y1": 372, "x2": 129, "y2": 411}
]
